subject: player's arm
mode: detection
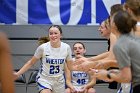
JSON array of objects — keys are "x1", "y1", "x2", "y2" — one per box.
[
  {"x1": 64, "y1": 63, "x2": 74, "y2": 90},
  {"x1": 88, "y1": 51, "x2": 109, "y2": 61},
  {"x1": 15, "y1": 56, "x2": 39, "y2": 78},
  {"x1": 14, "y1": 44, "x2": 43, "y2": 79},
  {"x1": 92, "y1": 67, "x2": 131, "y2": 83},
  {"x1": 95, "y1": 59, "x2": 118, "y2": 69},
  {"x1": 66, "y1": 45, "x2": 76, "y2": 71},
  {"x1": 94, "y1": 33, "x2": 118, "y2": 69},
  {"x1": 85, "y1": 75, "x2": 96, "y2": 89},
  {"x1": 108, "y1": 67, "x2": 131, "y2": 83}
]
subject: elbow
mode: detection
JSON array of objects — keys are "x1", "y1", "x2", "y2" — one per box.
[
  {"x1": 28, "y1": 60, "x2": 35, "y2": 66},
  {"x1": 121, "y1": 73, "x2": 132, "y2": 83},
  {"x1": 125, "y1": 75, "x2": 132, "y2": 82}
]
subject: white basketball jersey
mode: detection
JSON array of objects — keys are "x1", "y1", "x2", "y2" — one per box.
[
  {"x1": 34, "y1": 42, "x2": 72, "y2": 77},
  {"x1": 71, "y1": 58, "x2": 89, "y2": 86}
]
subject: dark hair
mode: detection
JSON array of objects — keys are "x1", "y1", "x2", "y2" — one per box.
[
  {"x1": 110, "y1": 4, "x2": 123, "y2": 16},
  {"x1": 113, "y1": 11, "x2": 137, "y2": 34},
  {"x1": 73, "y1": 42, "x2": 86, "y2": 49},
  {"x1": 125, "y1": 0, "x2": 140, "y2": 17},
  {"x1": 38, "y1": 36, "x2": 49, "y2": 45},
  {"x1": 48, "y1": 25, "x2": 62, "y2": 34}
]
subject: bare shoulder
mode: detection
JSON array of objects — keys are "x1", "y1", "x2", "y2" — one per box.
[{"x1": 109, "y1": 33, "x2": 117, "y2": 48}]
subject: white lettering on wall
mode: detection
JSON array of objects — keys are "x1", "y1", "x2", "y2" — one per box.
[
  {"x1": 16, "y1": 0, "x2": 28, "y2": 24},
  {"x1": 46, "y1": 0, "x2": 84, "y2": 25}
]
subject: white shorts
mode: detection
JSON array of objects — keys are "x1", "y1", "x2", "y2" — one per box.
[
  {"x1": 117, "y1": 83, "x2": 132, "y2": 93},
  {"x1": 36, "y1": 74, "x2": 65, "y2": 93},
  {"x1": 73, "y1": 85, "x2": 85, "y2": 92}
]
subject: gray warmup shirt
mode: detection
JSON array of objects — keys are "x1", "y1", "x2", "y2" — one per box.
[{"x1": 113, "y1": 34, "x2": 140, "y2": 88}]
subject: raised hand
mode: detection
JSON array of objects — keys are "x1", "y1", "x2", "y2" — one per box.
[
  {"x1": 73, "y1": 61, "x2": 98, "y2": 72},
  {"x1": 73, "y1": 55, "x2": 88, "y2": 65}
]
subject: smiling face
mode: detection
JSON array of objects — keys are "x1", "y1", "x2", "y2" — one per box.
[
  {"x1": 73, "y1": 42, "x2": 86, "y2": 58},
  {"x1": 98, "y1": 20, "x2": 111, "y2": 39},
  {"x1": 48, "y1": 26, "x2": 62, "y2": 44}
]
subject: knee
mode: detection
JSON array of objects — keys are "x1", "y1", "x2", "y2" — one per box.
[
  {"x1": 87, "y1": 88, "x2": 96, "y2": 93},
  {"x1": 65, "y1": 88, "x2": 71, "y2": 93}
]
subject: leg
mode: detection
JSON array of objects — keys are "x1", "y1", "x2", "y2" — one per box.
[
  {"x1": 65, "y1": 88, "x2": 71, "y2": 93},
  {"x1": 87, "y1": 88, "x2": 96, "y2": 93}
]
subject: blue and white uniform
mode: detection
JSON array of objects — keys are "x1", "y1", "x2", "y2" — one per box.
[
  {"x1": 34, "y1": 42, "x2": 72, "y2": 93},
  {"x1": 71, "y1": 58, "x2": 90, "y2": 91}
]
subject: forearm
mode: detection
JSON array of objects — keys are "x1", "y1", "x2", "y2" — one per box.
[
  {"x1": 85, "y1": 78, "x2": 96, "y2": 89},
  {"x1": 65, "y1": 63, "x2": 74, "y2": 89},
  {"x1": 88, "y1": 52, "x2": 109, "y2": 61},
  {"x1": 109, "y1": 71, "x2": 131, "y2": 83},
  {"x1": 66, "y1": 80, "x2": 73, "y2": 89},
  {"x1": 66, "y1": 59, "x2": 74, "y2": 71},
  {"x1": 101, "y1": 59, "x2": 118, "y2": 69},
  {"x1": 17, "y1": 60, "x2": 34, "y2": 76}
]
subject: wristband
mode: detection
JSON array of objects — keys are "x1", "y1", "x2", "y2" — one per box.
[{"x1": 107, "y1": 71, "x2": 111, "y2": 79}]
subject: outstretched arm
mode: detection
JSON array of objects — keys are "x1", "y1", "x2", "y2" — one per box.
[
  {"x1": 95, "y1": 59, "x2": 118, "y2": 69},
  {"x1": 91, "y1": 67, "x2": 131, "y2": 83},
  {"x1": 88, "y1": 51, "x2": 109, "y2": 61},
  {"x1": 14, "y1": 56, "x2": 39, "y2": 79}
]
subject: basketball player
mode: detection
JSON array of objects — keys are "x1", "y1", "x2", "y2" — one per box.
[
  {"x1": 14, "y1": 25, "x2": 74, "y2": 93},
  {"x1": 66, "y1": 42, "x2": 96, "y2": 93}
]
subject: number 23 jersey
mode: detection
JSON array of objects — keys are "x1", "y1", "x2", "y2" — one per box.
[{"x1": 34, "y1": 42, "x2": 72, "y2": 77}]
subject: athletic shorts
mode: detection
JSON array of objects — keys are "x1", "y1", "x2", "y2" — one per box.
[
  {"x1": 36, "y1": 74, "x2": 65, "y2": 93},
  {"x1": 117, "y1": 83, "x2": 132, "y2": 93},
  {"x1": 73, "y1": 85, "x2": 86, "y2": 92}
]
